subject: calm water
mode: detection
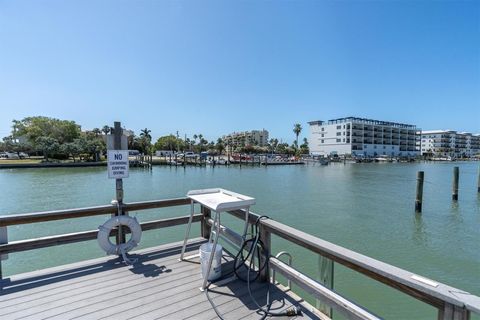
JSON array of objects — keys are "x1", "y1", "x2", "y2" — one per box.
[{"x1": 1, "y1": 162, "x2": 479, "y2": 319}]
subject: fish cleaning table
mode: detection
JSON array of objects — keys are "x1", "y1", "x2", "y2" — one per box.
[{"x1": 179, "y1": 188, "x2": 255, "y2": 290}]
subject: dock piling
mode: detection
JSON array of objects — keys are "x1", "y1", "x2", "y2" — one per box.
[
  {"x1": 452, "y1": 166, "x2": 459, "y2": 201},
  {"x1": 415, "y1": 171, "x2": 424, "y2": 213},
  {"x1": 477, "y1": 166, "x2": 480, "y2": 193}
]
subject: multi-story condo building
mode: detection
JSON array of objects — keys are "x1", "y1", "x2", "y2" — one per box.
[
  {"x1": 223, "y1": 129, "x2": 269, "y2": 147},
  {"x1": 421, "y1": 130, "x2": 480, "y2": 158},
  {"x1": 308, "y1": 117, "x2": 420, "y2": 157}
]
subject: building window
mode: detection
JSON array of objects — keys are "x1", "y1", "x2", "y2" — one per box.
[
  {"x1": 321, "y1": 140, "x2": 324, "y2": 143},
  {"x1": 336, "y1": 132, "x2": 341, "y2": 136},
  {"x1": 321, "y1": 134, "x2": 324, "y2": 137},
  {"x1": 321, "y1": 128, "x2": 324, "y2": 131},
  {"x1": 336, "y1": 125, "x2": 341, "y2": 129},
  {"x1": 343, "y1": 138, "x2": 345, "y2": 142},
  {"x1": 336, "y1": 139, "x2": 341, "y2": 143}
]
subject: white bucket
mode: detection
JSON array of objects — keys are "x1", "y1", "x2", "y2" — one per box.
[{"x1": 199, "y1": 243, "x2": 223, "y2": 281}]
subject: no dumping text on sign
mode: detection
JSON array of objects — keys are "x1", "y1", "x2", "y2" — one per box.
[{"x1": 107, "y1": 150, "x2": 129, "y2": 179}]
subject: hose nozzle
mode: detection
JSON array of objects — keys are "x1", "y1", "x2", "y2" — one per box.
[{"x1": 285, "y1": 306, "x2": 302, "y2": 316}]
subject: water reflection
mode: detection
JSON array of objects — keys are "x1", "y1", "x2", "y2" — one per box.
[{"x1": 412, "y1": 212, "x2": 427, "y2": 246}]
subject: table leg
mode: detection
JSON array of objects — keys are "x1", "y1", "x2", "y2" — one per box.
[
  {"x1": 201, "y1": 211, "x2": 221, "y2": 290},
  {"x1": 180, "y1": 201, "x2": 195, "y2": 260}
]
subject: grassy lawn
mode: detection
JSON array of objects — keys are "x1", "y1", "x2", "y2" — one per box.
[{"x1": 0, "y1": 159, "x2": 43, "y2": 164}]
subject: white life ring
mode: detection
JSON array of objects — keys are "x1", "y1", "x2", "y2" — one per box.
[{"x1": 97, "y1": 215, "x2": 142, "y2": 255}]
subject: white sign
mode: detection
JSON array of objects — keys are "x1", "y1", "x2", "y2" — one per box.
[{"x1": 108, "y1": 150, "x2": 129, "y2": 179}]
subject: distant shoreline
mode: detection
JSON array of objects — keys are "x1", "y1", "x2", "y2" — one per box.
[{"x1": 0, "y1": 162, "x2": 107, "y2": 169}]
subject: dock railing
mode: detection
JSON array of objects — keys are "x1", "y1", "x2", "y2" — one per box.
[{"x1": 0, "y1": 197, "x2": 479, "y2": 320}]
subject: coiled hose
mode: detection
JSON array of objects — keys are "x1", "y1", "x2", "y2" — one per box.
[{"x1": 205, "y1": 216, "x2": 301, "y2": 319}]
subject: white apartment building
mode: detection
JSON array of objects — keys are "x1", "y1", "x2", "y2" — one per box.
[
  {"x1": 223, "y1": 130, "x2": 269, "y2": 147},
  {"x1": 308, "y1": 117, "x2": 420, "y2": 157},
  {"x1": 421, "y1": 130, "x2": 480, "y2": 158}
]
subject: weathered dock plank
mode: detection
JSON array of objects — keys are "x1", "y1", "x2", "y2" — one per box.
[{"x1": 0, "y1": 239, "x2": 321, "y2": 320}]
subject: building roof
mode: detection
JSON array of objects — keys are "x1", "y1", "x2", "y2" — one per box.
[
  {"x1": 308, "y1": 117, "x2": 417, "y2": 129},
  {"x1": 421, "y1": 130, "x2": 455, "y2": 134}
]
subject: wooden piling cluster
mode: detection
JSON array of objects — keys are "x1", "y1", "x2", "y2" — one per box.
[{"x1": 415, "y1": 165, "x2": 480, "y2": 213}]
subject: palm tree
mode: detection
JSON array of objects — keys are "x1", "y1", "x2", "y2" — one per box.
[
  {"x1": 293, "y1": 123, "x2": 302, "y2": 149},
  {"x1": 216, "y1": 138, "x2": 224, "y2": 155},
  {"x1": 92, "y1": 128, "x2": 101, "y2": 137},
  {"x1": 140, "y1": 128, "x2": 152, "y2": 155},
  {"x1": 102, "y1": 125, "x2": 111, "y2": 135},
  {"x1": 140, "y1": 128, "x2": 152, "y2": 141}
]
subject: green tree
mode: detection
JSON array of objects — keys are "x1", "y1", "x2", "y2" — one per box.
[
  {"x1": 13, "y1": 116, "x2": 81, "y2": 145},
  {"x1": 86, "y1": 138, "x2": 104, "y2": 161},
  {"x1": 215, "y1": 138, "x2": 225, "y2": 155},
  {"x1": 293, "y1": 123, "x2": 302, "y2": 150},
  {"x1": 300, "y1": 137, "x2": 309, "y2": 154},
  {"x1": 0, "y1": 136, "x2": 30, "y2": 157},
  {"x1": 35, "y1": 136, "x2": 60, "y2": 161},
  {"x1": 276, "y1": 142, "x2": 295, "y2": 155},
  {"x1": 269, "y1": 138, "x2": 279, "y2": 153},
  {"x1": 61, "y1": 142, "x2": 81, "y2": 162},
  {"x1": 154, "y1": 135, "x2": 183, "y2": 152}
]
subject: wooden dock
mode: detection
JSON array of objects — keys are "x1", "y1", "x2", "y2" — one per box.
[
  {"x1": 0, "y1": 239, "x2": 321, "y2": 320},
  {"x1": 0, "y1": 197, "x2": 479, "y2": 319}
]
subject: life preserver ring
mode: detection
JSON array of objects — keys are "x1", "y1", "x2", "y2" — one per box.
[{"x1": 97, "y1": 215, "x2": 142, "y2": 255}]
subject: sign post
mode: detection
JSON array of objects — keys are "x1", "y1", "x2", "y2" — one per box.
[{"x1": 108, "y1": 121, "x2": 128, "y2": 246}]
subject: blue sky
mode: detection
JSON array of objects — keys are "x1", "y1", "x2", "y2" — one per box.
[{"x1": 0, "y1": 0, "x2": 479, "y2": 143}]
